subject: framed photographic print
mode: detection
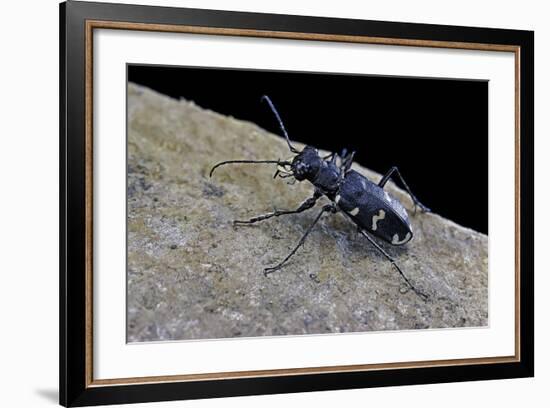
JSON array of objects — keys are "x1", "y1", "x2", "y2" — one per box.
[{"x1": 59, "y1": 1, "x2": 534, "y2": 406}]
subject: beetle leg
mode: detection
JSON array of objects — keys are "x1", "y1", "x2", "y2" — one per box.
[
  {"x1": 378, "y1": 166, "x2": 431, "y2": 214},
  {"x1": 234, "y1": 191, "x2": 321, "y2": 225},
  {"x1": 341, "y1": 150, "x2": 355, "y2": 173},
  {"x1": 322, "y1": 152, "x2": 336, "y2": 162},
  {"x1": 264, "y1": 204, "x2": 337, "y2": 275},
  {"x1": 358, "y1": 229, "x2": 429, "y2": 301}
]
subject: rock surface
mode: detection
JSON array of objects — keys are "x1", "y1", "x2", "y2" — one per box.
[{"x1": 127, "y1": 83, "x2": 488, "y2": 342}]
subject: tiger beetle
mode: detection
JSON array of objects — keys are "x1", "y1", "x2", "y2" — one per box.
[{"x1": 210, "y1": 96, "x2": 431, "y2": 300}]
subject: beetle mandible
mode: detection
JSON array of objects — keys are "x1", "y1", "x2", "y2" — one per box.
[{"x1": 210, "y1": 96, "x2": 431, "y2": 300}]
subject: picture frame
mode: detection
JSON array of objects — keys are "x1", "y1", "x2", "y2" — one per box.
[{"x1": 60, "y1": 1, "x2": 534, "y2": 406}]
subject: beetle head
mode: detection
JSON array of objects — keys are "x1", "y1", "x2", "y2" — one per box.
[{"x1": 291, "y1": 146, "x2": 322, "y2": 181}]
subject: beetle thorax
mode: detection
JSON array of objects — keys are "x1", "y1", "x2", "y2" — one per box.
[
  {"x1": 312, "y1": 160, "x2": 341, "y2": 193},
  {"x1": 290, "y1": 146, "x2": 341, "y2": 193}
]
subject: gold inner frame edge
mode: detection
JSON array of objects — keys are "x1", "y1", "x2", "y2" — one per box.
[{"x1": 84, "y1": 19, "x2": 522, "y2": 388}]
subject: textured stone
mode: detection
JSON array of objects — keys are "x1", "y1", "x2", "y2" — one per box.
[{"x1": 126, "y1": 83, "x2": 488, "y2": 342}]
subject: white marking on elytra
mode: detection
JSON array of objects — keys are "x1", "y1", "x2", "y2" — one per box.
[
  {"x1": 335, "y1": 194, "x2": 341, "y2": 204},
  {"x1": 371, "y1": 209, "x2": 386, "y2": 231},
  {"x1": 349, "y1": 207, "x2": 360, "y2": 216},
  {"x1": 383, "y1": 191, "x2": 392, "y2": 203},
  {"x1": 392, "y1": 232, "x2": 411, "y2": 245}
]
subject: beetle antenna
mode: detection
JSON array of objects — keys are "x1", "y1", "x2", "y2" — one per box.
[
  {"x1": 209, "y1": 159, "x2": 291, "y2": 177},
  {"x1": 261, "y1": 95, "x2": 299, "y2": 154}
]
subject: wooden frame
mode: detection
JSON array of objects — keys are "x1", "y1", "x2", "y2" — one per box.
[{"x1": 60, "y1": 1, "x2": 534, "y2": 406}]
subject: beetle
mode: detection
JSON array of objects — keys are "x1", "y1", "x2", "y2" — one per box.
[{"x1": 210, "y1": 96, "x2": 431, "y2": 300}]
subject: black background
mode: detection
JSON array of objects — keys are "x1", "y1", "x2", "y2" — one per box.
[{"x1": 128, "y1": 65, "x2": 488, "y2": 234}]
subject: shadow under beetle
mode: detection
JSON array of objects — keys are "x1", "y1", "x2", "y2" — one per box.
[{"x1": 210, "y1": 96, "x2": 431, "y2": 300}]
